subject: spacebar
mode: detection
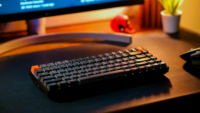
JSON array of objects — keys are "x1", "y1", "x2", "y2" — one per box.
[{"x1": 78, "y1": 70, "x2": 125, "y2": 85}]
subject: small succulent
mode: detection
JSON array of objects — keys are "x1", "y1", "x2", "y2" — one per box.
[{"x1": 159, "y1": 0, "x2": 184, "y2": 15}]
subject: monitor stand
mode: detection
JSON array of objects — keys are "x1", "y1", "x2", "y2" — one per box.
[
  {"x1": 0, "y1": 18, "x2": 132, "y2": 54},
  {"x1": 26, "y1": 18, "x2": 46, "y2": 35}
]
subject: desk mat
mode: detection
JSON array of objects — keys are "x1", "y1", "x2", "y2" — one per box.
[{"x1": 0, "y1": 31, "x2": 200, "y2": 113}]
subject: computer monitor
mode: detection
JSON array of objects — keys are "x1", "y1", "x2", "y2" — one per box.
[
  {"x1": 0, "y1": 0, "x2": 144, "y2": 23},
  {"x1": 0, "y1": 0, "x2": 144, "y2": 54}
]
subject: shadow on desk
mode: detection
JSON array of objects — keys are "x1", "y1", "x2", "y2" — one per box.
[
  {"x1": 183, "y1": 62, "x2": 200, "y2": 79},
  {"x1": 168, "y1": 28, "x2": 200, "y2": 47}
]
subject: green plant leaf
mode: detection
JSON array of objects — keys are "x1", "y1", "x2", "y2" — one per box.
[
  {"x1": 167, "y1": 0, "x2": 172, "y2": 14},
  {"x1": 173, "y1": 0, "x2": 180, "y2": 14},
  {"x1": 171, "y1": 0, "x2": 175, "y2": 15},
  {"x1": 158, "y1": 0, "x2": 183, "y2": 15}
]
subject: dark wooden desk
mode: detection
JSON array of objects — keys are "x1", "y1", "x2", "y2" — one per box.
[{"x1": 0, "y1": 28, "x2": 200, "y2": 113}]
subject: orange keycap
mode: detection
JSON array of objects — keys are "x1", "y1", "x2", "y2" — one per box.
[
  {"x1": 137, "y1": 47, "x2": 145, "y2": 51},
  {"x1": 31, "y1": 65, "x2": 40, "y2": 74}
]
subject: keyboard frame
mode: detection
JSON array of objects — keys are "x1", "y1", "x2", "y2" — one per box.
[{"x1": 29, "y1": 47, "x2": 169, "y2": 101}]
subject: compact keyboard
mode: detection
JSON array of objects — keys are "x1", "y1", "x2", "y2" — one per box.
[{"x1": 30, "y1": 47, "x2": 169, "y2": 100}]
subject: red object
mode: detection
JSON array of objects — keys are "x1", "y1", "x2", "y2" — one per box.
[
  {"x1": 31, "y1": 65, "x2": 40, "y2": 74},
  {"x1": 137, "y1": 47, "x2": 145, "y2": 51},
  {"x1": 111, "y1": 14, "x2": 136, "y2": 34}
]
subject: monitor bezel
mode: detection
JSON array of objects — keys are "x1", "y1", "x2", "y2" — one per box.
[{"x1": 0, "y1": 0, "x2": 143, "y2": 23}]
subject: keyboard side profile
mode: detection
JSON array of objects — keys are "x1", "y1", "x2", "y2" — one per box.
[{"x1": 29, "y1": 47, "x2": 169, "y2": 101}]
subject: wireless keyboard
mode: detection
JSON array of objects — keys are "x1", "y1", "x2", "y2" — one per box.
[{"x1": 29, "y1": 47, "x2": 169, "y2": 100}]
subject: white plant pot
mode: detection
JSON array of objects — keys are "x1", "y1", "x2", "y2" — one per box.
[{"x1": 161, "y1": 10, "x2": 182, "y2": 34}]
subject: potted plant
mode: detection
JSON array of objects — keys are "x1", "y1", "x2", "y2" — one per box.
[{"x1": 159, "y1": 0, "x2": 184, "y2": 34}]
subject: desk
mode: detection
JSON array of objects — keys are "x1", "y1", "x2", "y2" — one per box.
[{"x1": 1, "y1": 28, "x2": 200, "y2": 112}]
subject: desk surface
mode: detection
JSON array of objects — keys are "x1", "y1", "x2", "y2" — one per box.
[{"x1": 0, "y1": 29, "x2": 200, "y2": 113}]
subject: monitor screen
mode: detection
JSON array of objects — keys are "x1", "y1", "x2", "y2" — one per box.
[{"x1": 0, "y1": 0, "x2": 144, "y2": 23}]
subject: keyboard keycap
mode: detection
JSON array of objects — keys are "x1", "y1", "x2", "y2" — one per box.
[
  {"x1": 62, "y1": 76, "x2": 71, "y2": 81},
  {"x1": 150, "y1": 56, "x2": 157, "y2": 60},
  {"x1": 142, "y1": 50, "x2": 148, "y2": 54},
  {"x1": 58, "y1": 69, "x2": 66, "y2": 74},
  {"x1": 55, "y1": 61, "x2": 63, "y2": 65},
  {"x1": 66, "y1": 63, "x2": 73, "y2": 68},
  {"x1": 41, "y1": 76, "x2": 55, "y2": 82},
  {"x1": 86, "y1": 72, "x2": 93, "y2": 76},
  {"x1": 50, "y1": 71, "x2": 58, "y2": 75},
  {"x1": 160, "y1": 62, "x2": 167, "y2": 69},
  {"x1": 62, "y1": 60, "x2": 71, "y2": 64},
  {"x1": 93, "y1": 71, "x2": 101, "y2": 74},
  {"x1": 66, "y1": 68, "x2": 73, "y2": 72},
  {"x1": 136, "y1": 61, "x2": 148, "y2": 66},
  {"x1": 115, "y1": 67, "x2": 122, "y2": 70},
  {"x1": 74, "y1": 62, "x2": 81, "y2": 66},
  {"x1": 87, "y1": 64, "x2": 95, "y2": 68},
  {"x1": 129, "y1": 51, "x2": 142, "y2": 56},
  {"x1": 40, "y1": 64, "x2": 47, "y2": 68},
  {"x1": 85, "y1": 56, "x2": 92, "y2": 60},
  {"x1": 136, "y1": 54, "x2": 146, "y2": 59},
  {"x1": 80, "y1": 65, "x2": 87, "y2": 69},
  {"x1": 129, "y1": 48, "x2": 137, "y2": 52},
  {"x1": 87, "y1": 60, "x2": 95, "y2": 64},
  {"x1": 74, "y1": 67, "x2": 81, "y2": 71},
  {"x1": 80, "y1": 61, "x2": 88, "y2": 65},
  {"x1": 135, "y1": 57, "x2": 150, "y2": 63},
  {"x1": 55, "y1": 74, "x2": 64, "y2": 78},
  {"x1": 95, "y1": 58, "x2": 102, "y2": 62},
  {"x1": 95, "y1": 63, "x2": 103, "y2": 67},
  {"x1": 109, "y1": 60, "x2": 116, "y2": 64},
  {"x1": 51, "y1": 66, "x2": 59, "y2": 70},
  {"x1": 115, "y1": 55, "x2": 122, "y2": 59},
  {"x1": 35, "y1": 69, "x2": 43, "y2": 74},
  {"x1": 136, "y1": 47, "x2": 145, "y2": 51},
  {"x1": 44, "y1": 67, "x2": 51, "y2": 72},
  {"x1": 146, "y1": 64, "x2": 153, "y2": 72},
  {"x1": 107, "y1": 68, "x2": 115, "y2": 71},
  {"x1": 71, "y1": 59, "x2": 78, "y2": 63},
  {"x1": 47, "y1": 63, "x2": 55, "y2": 67},
  {"x1": 153, "y1": 63, "x2": 160, "y2": 70},
  {"x1": 38, "y1": 72, "x2": 50, "y2": 78},
  {"x1": 107, "y1": 64, "x2": 115, "y2": 68},
  {"x1": 78, "y1": 58, "x2": 85, "y2": 61},
  {"x1": 78, "y1": 70, "x2": 86, "y2": 74},
  {"x1": 78, "y1": 74, "x2": 87, "y2": 77},
  {"x1": 44, "y1": 78, "x2": 62, "y2": 86},
  {"x1": 129, "y1": 56, "x2": 136, "y2": 60},
  {"x1": 116, "y1": 59, "x2": 123, "y2": 63},
  {"x1": 100, "y1": 69, "x2": 108, "y2": 73},
  {"x1": 63, "y1": 73, "x2": 71, "y2": 77},
  {"x1": 93, "y1": 67, "x2": 101, "y2": 71},
  {"x1": 86, "y1": 69, "x2": 93, "y2": 72}
]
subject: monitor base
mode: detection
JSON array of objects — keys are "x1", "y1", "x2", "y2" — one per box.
[
  {"x1": 26, "y1": 18, "x2": 46, "y2": 35},
  {"x1": 0, "y1": 32, "x2": 132, "y2": 54}
]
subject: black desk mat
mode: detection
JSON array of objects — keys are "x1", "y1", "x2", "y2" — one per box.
[{"x1": 1, "y1": 31, "x2": 200, "y2": 113}]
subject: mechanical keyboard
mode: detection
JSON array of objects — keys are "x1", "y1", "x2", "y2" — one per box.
[{"x1": 30, "y1": 47, "x2": 169, "y2": 100}]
